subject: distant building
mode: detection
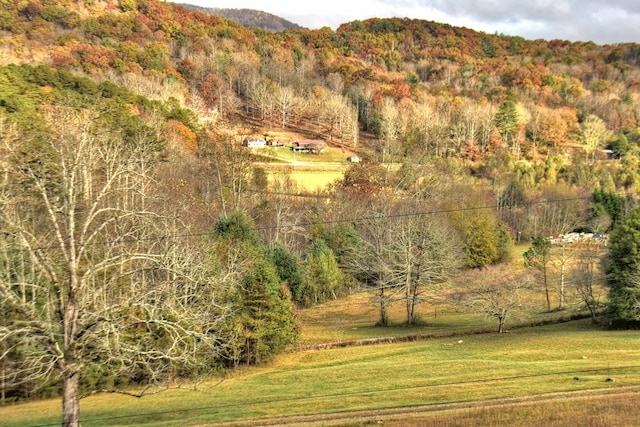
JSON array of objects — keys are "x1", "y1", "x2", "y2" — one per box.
[
  {"x1": 347, "y1": 155, "x2": 361, "y2": 163},
  {"x1": 266, "y1": 137, "x2": 285, "y2": 147},
  {"x1": 292, "y1": 139, "x2": 328, "y2": 154},
  {"x1": 550, "y1": 232, "x2": 608, "y2": 245},
  {"x1": 243, "y1": 137, "x2": 267, "y2": 147}
]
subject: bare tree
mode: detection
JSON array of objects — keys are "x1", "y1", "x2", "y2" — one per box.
[
  {"x1": 387, "y1": 205, "x2": 460, "y2": 325},
  {"x1": 248, "y1": 79, "x2": 275, "y2": 124},
  {"x1": 529, "y1": 184, "x2": 586, "y2": 237},
  {"x1": 0, "y1": 110, "x2": 227, "y2": 426},
  {"x1": 273, "y1": 85, "x2": 296, "y2": 128},
  {"x1": 379, "y1": 97, "x2": 406, "y2": 184},
  {"x1": 345, "y1": 200, "x2": 396, "y2": 326},
  {"x1": 556, "y1": 242, "x2": 571, "y2": 310},
  {"x1": 344, "y1": 197, "x2": 460, "y2": 326},
  {"x1": 570, "y1": 242, "x2": 606, "y2": 323},
  {"x1": 322, "y1": 93, "x2": 348, "y2": 142},
  {"x1": 461, "y1": 266, "x2": 534, "y2": 333},
  {"x1": 580, "y1": 114, "x2": 610, "y2": 164},
  {"x1": 524, "y1": 236, "x2": 553, "y2": 312},
  {"x1": 254, "y1": 173, "x2": 306, "y2": 249},
  {"x1": 200, "y1": 123, "x2": 255, "y2": 215}
]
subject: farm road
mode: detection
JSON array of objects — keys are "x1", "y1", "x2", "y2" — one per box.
[{"x1": 207, "y1": 385, "x2": 640, "y2": 426}]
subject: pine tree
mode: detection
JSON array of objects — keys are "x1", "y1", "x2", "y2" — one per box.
[
  {"x1": 213, "y1": 211, "x2": 299, "y2": 364},
  {"x1": 267, "y1": 243, "x2": 304, "y2": 302},
  {"x1": 238, "y1": 260, "x2": 299, "y2": 364},
  {"x1": 301, "y1": 238, "x2": 344, "y2": 305},
  {"x1": 494, "y1": 99, "x2": 519, "y2": 147},
  {"x1": 604, "y1": 208, "x2": 640, "y2": 325}
]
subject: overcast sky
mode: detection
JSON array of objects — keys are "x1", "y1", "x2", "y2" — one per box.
[{"x1": 184, "y1": 0, "x2": 640, "y2": 45}]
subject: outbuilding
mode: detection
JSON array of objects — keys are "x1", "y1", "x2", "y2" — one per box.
[{"x1": 292, "y1": 140, "x2": 328, "y2": 154}]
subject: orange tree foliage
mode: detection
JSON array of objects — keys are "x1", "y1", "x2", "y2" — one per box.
[
  {"x1": 537, "y1": 107, "x2": 578, "y2": 148},
  {"x1": 165, "y1": 119, "x2": 198, "y2": 154}
]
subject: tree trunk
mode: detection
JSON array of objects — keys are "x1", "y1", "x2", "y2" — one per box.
[
  {"x1": 378, "y1": 287, "x2": 388, "y2": 326},
  {"x1": 62, "y1": 371, "x2": 80, "y2": 427},
  {"x1": 410, "y1": 286, "x2": 419, "y2": 325},
  {"x1": 1, "y1": 364, "x2": 5, "y2": 403},
  {"x1": 543, "y1": 269, "x2": 551, "y2": 312},
  {"x1": 407, "y1": 283, "x2": 419, "y2": 326},
  {"x1": 497, "y1": 316, "x2": 506, "y2": 334},
  {"x1": 589, "y1": 304, "x2": 598, "y2": 324},
  {"x1": 405, "y1": 275, "x2": 412, "y2": 326},
  {"x1": 560, "y1": 245, "x2": 566, "y2": 310}
]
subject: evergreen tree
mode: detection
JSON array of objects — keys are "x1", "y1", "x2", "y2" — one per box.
[
  {"x1": 591, "y1": 189, "x2": 625, "y2": 231},
  {"x1": 494, "y1": 99, "x2": 520, "y2": 147},
  {"x1": 266, "y1": 243, "x2": 304, "y2": 302},
  {"x1": 604, "y1": 208, "x2": 640, "y2": 325},
  {"x1": 214, "y1": 210, "x2": 261, "y2": 245},
  {"x1": 237, "y1": 260, "x2": 299, "y2": 364},
  {"x1": 301, "y1": 238, "x2": 344, "y2": 305},
  {"x1": 452, "y1": 210, "x2": 511, "y2": 268},
  {"x1": 213, "y1": 211, "x2": 299, "y2": 364}
]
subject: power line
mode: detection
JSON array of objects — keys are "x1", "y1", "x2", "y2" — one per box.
[
  {"x1": 0, "y1": 195, "x2": 595, "y2": 253},
  {"x1": 292, "y1": 195, "x2": 593, "y2": 229}
]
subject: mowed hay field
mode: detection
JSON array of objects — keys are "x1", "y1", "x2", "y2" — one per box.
[
  {"x1": 253, "y1": 145, "x2": 353, "y2": 192},
  {"x1": 3, "y1": 316, "x2": 640, "y2": 427},
  {"x1": 269, "y1": 167, "x2": 346, "y2": 193}
]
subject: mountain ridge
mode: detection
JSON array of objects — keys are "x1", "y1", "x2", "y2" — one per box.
[{"x1": 178, "y1": 4, "x2": 303, "y2": 32}]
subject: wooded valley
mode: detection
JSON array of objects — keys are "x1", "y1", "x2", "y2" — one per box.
[{"x1": 1, "y1": 1, "x2": 640, "y2": 425}]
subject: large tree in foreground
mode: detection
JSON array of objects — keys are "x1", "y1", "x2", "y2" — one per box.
[
  {"x1": 0, "y1": 109, "x2": 227, "y2": 426},
  {"x1": 344, "y1": 202, "x2": 396, "y2": 326},
  {"x1": 571, "y1": 242, "x2": 606, "y2": 324}
]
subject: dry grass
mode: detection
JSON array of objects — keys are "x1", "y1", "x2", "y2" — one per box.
[
  {"x1": 269, "y1": 168, "x2": 346, "y2": 192},
  {"x1": 384, "y1": 392, "x2": 640, "y2": 426},
  {"x1": 251, "y1": 145, "x2": 353, "y2": 192}
]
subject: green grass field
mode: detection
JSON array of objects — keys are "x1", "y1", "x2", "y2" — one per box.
[
  {"x1": 0, "y1": 242, "x2": 633, "y2": 426},
  {"x1": 2, "y1": 316, "x2": 639, "y2": 427},
  {"x1": 252, "y1": 145, "x2": 351, "y2": 192}
]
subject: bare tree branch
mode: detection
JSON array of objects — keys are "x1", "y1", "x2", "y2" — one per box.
[{"x1": 0, "y1": 108, "x2": 229, "y2": 426}]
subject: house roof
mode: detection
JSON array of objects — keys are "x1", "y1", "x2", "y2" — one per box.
[{"x1": 295, "y1": 139, "x2": 327, "y2": 147}]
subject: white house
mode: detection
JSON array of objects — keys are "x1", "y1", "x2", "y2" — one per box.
[{"x1": 244, "y1": 137, "x2": 267, "y2": 147}]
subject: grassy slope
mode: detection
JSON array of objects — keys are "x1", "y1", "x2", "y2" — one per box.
[
  {"x1": 2, "y1": 319, "x2": 639, "y2": 426},
  {"x1": 255, "y1": 145, "x2": 352, "y2": 192}
]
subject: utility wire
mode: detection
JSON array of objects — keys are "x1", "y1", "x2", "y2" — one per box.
[{"x1": 0, "y1": 195, "x2": 595, "y2": 254}]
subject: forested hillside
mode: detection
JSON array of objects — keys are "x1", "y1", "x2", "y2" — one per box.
[{"x1": 1, "y1": 0, "x2": 640, "y2": 424}]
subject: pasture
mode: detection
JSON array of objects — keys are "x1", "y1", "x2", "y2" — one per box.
[
  {"x1": 2, "y1": 315, "x2": 639, "y2": 426},
  {"x1": 252, "y1": 145, "x2": 353, "y2": 192},
  {"x1": 268, "y1": 167, "x2": 346, "y2": 193}
]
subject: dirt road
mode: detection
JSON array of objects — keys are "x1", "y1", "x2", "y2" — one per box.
[{"x1": 209, "y1": 385, "x2": 640, "y2": 426}]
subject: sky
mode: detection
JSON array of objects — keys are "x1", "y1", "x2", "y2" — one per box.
[{"x1": 183, "y1": 0, "x2": 640, "y2": 45}]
